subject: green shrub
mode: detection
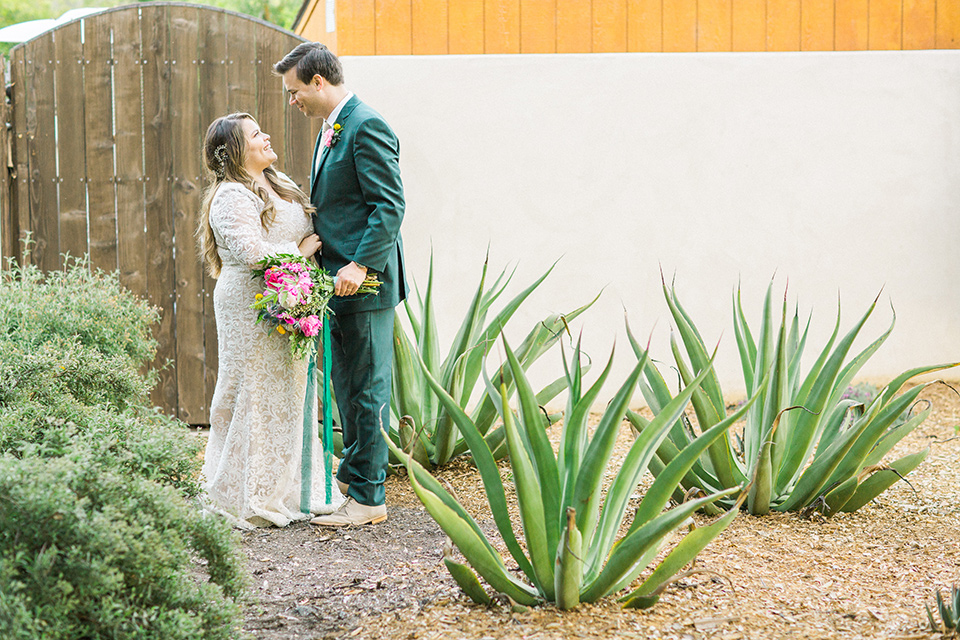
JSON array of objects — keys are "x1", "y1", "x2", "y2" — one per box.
[
  {"x1": 0, "y1": 255, "x2": 158, "y2": 367},
  {"x1": 0, "y1": 455, "x2": 245, "y2": 640}
]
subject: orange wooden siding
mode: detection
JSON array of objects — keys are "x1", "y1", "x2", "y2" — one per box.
[{"x1": 296, "y1": 0, "x2": 960, "y2": 54}]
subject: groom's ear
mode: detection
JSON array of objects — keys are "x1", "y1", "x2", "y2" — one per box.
[{"x1": 311, "y1": 74, "x2": 325, "y2": 89}]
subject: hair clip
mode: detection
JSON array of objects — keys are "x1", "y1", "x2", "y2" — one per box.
[{"x1": 213, "y1": 144, "x2": 228, "y2": 178}]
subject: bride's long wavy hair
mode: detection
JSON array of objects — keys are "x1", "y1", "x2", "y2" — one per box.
[{"x1": 197, "y1": 112, "x2": 315, "y2": 277}]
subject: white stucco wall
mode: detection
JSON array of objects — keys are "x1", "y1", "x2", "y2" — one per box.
[{"x1": 341, "y1": 51, "x2": 960, "y2": 407}]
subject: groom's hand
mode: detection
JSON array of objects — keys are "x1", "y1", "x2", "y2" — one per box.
[{"x1": 334, "y1": 262, "x2": 368, "y2": 296}]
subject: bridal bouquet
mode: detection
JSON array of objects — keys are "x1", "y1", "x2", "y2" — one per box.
[{"x1": 251, "y1": 253, "x2": 381, "y2": 358}]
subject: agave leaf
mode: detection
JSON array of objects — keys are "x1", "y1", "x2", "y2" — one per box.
[
  {"x1": 880, "y1": 363, "x2": 960, "y2": 405},
  {"x1": 418, "y1": 253, "x2": 441, "y2": 425},
  {"x1": 559, "y1": 344, "x2": 616, "y2": 521},
  {"x1": 629, "y1": 394, "x2": 756, "y2": 533},
  {"x1": 663, "y1": 281, "x2": 726, "y2": 419},
  {"x1": 821, "y1": 387, "x2": 927, "y2": 489},
  {"x1": 622, "y1": 501, "x2": 740, "y2": 606},
  {"x1": 938, "y1": 590, "x2": 956, "y2": 630},
  {"x1": 732, "y1": 285, "x2": 758, "y2": 392},
  {"x1": 925, "y1": 602, "x2": 940, "y2": 632},
  {"x1": 588, "y1": 353, "x2": 738, "y2": 579},
  {"x1": 405, "y1": 458, "x2": 541, "y2": 605},
  {"x1": 502, "y1": 335, "x2": 561, "y2": 562},
  {"x1": 839, "y1": 448, "x2": 930, "y2": 513},
  {"x1": 437, "y1": 254, "x2": 489, "y2": 392},
  {"x1": 554, "y1": 507, "x2": 583, "y2": 611},
  {"x1": 775, "y1": 294, "x2": 883, "y2": 492},
  {"x1": 391, "y1": 319, "x2": 423, "y2": 433},
  {"x1": 444, "y1": 552, "x2": 492, "y2": 605},
  {"x1": 571, "y1": 346, "x2": 650, "y2": 545},
  {"x1": 413, "y1": 350, "x2": 537, "y2": 581},
  {"x1": 777, "y1": 403, "x2": 880, "y2": 512},
  {"x1": 458, "y1": 260, "x2": 560, "y2": 394},
  {"x1": 819, "y1": 474, "x2": 860, "y2": 516},
  {"x1": 580, "y1": 487, "x2": 739, "y2": 603},
  {"x1": 625, "y1": 320, "x2": 693, "y2": 451},
  {"x1": 500, "y1": 382, "x2": 554, "y2": 599}
]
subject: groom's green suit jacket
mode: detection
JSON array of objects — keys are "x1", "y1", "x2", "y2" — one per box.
[{"x1": 310, "y1": 95, "x2": 407, "y2": 315}]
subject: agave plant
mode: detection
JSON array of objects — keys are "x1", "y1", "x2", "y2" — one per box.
[
  {"x1": 389, "y1": 252, "x2": 596, "y2": 470},
  {"x1": 387, "y1": 335, "x2": 752, "y2": 609},
  {"x1": 926, "y1": 585, "x2": 960, "y2": 634},
  {"x1": 629, "y1": 278, "x2": 957, "y2": 516}
]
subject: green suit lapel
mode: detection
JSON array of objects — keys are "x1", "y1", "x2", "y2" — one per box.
[{"x1": 311, "y1": 95, "x2": 361, "y2": 198}]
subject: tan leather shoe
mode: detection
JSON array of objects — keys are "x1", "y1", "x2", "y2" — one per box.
[
  {"x1": 309, "y1": 498, "x2": 387, "y2": 526},
  {"x1": 336, "y1": 479, "x2": 349, "y2": 495}
]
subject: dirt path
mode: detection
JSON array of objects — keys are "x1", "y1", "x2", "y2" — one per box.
[{"x1": 240, "y1": 383, "x2": 960, "y2": 640}]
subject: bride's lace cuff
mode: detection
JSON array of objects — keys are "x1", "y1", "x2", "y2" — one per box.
[{"x1": 211, "y1": 183, "x2": 302, "y2": 268}]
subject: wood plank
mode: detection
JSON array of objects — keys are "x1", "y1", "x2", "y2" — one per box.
[
  {"x1": 11, "y1": 50, "x2": 29, "y2": 265},
  {"x1": 766, "y1": 0, "x2": 800, "y2": 50},
  {"x1": 903, "y1": 0, "x2": 935, "y2": 49},
  {"x1": 169, "y1": 5, "x2": 206, "y2": 424},
  {"x1": 663, "y1": 0, "x2": 697, "y2": 51},
  {"x1": 869, "y1": 0, "x2": 902, "y2": 49},
  {"x1": 112, "y1": 8, "x2": 147, "y2": 299},
  {"x1": 520, "y1": 0, "x2": 556, "y2": 53},
  {"x1": 82, "y1": 14, "x2": 119, "y2": 273},
  {"x1": 732, "y1": 0, "x2": 766, "y2": 50},
  {"x1": 198, "y1": 9, "x2": 230, "y2": 421},
  {"x1": 593, "y1": 0, "x2": 628, "y2": 52},
  {"x1": 936, "y1": 0, "x2": 960, "y2": 48},
  {"x1": 54, "y1": 21, "x2": 88, "y2": 263},
  {"x1": 0, "y1": 56, "x2": 10, "y2": 267},
  {"x1": 412, "y1": 0, "x2": 449, "y2": 54},
  {"x1": 0, "y1": 55, "x2": 7, "y2": 265},
  {"x1": 627, "y1": 0, "x2": 662, "y2": 51},
  {"x1": 698, "y1": 0, "x2": 733, "y2": 51},
  {"x1": 283, "y1": 34, "x2": 316, "y2": 192},
  {"x1": 801, "y1": 0, "x2": 834, "y2": 50},
  {"x1": 485, "y1": 0, "x2": 521, "y2": 53},
  {"x1": 336, "y1": 0, "x2": 376, "y2": 55},
  {"x1": 556, "y1": 0, "x2": 591, "y2": 52},
  {"x1": 23, "y1": 37, "x2": 59, "y2": 272},
  {"x1": 376, "y1": 0, "x2": 413, "y2": 54},
  {"x1": 257, "y1": 28, "x2": 289, "y2": 174},
  {"x1": 835, "y1": 0, "x2": 869, "y2": 49},
  {"x1": 226, "y1": 16, "x2": 259, "y2": 114},
  {"x1": 140, "y1": 4, "x2": 178, "y2": 416},
  {"x1": 449, "y1": 0, "x2": 485, "y2": 53}
]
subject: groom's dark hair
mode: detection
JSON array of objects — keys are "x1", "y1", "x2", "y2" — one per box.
[{"x1": 273, "y1": 42, "x2": 344, "y2": 86}]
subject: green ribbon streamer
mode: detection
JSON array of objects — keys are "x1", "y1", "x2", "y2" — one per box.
[
  {"x1": 300, "y1": 338, "x2": 317, "y2": 515},
  {"x1": 322, "y1": 314, "x2": 333, "y2": 504}
]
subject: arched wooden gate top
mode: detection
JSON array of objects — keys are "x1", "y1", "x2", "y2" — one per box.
[{"x1": 3, "y1": 3, "x2": 321, "y2": 422}]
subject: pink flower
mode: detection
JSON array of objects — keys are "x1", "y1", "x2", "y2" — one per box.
[
  {"x1": 321, "y1": 128, "x2": 334, "y2": 148},
  {"x1": 264, "y1": 267, "x2": 284, "y2": 286},
  {"x1": 300, "y1": 315, "x2": 321, "y2": 337}
]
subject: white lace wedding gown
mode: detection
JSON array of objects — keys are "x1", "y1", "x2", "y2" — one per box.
[{"x1": 201, "y1": 180, "x2": 344, "y2": 529}]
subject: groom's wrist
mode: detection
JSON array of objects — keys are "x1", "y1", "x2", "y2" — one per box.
[{"x1": 351, "y1": 261, "x2": 367, "y2": 272}]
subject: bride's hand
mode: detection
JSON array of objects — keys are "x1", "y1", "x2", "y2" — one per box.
[{"x1": 298, "y1": 233, "x2": 321, "y2": 258}]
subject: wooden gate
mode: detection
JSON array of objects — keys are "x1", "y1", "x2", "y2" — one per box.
[{"x1": 1, "y1": 3, "x2": 321, "y2": 423}]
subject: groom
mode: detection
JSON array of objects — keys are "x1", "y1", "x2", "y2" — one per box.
[{"x1": 275, "y1": 43, "x2": 407, "y2": 526}]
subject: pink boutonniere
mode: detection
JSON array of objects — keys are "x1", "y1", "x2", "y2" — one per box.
[{"x1": 322, "y1": 123, "x2": 343, "y2": 149}]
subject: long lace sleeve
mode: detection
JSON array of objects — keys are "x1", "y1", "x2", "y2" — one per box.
[{"x1": 210, "y1": 183, "x2": 302, "y2": 269}]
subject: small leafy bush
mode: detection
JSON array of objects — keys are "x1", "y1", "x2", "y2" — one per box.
[
  {"x1": 0, "y1": 455, "x2": 245, "y2": 640},
  {"x1": 0, "y1": 255, "x2": 158, "y2": 366}
]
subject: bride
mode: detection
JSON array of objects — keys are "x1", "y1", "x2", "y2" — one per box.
[{"x1": 197, "y1": 112, "x2": 343, "y2": 528}]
